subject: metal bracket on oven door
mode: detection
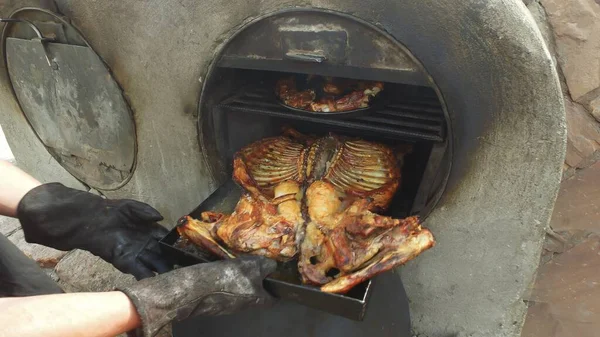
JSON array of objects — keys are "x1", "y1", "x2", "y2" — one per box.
[
  {"x1": 0, "y1": 18, "x2": 56, "y2": 69},
  {"x1": 284, "y1": 51, "x2": 327, "y2": 63},
  {"x1": 280, "y1": 29, "x2": 347, "y2": 64}
]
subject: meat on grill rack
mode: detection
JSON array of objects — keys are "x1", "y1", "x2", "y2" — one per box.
[{"x1": 276, "y1": 76, "x2": 384, "y2": 113}]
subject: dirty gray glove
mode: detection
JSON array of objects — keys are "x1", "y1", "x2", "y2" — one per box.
[{"x1": 120, "y1": 256, "x2": 277, "y2": 337}]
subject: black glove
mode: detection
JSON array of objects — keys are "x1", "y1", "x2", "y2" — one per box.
[
  {"x1": 17, "y1": 183, "x2": 173, "y2": 280},
  {"x1": 120, "y1": 256, "x2": 277, "y2": 337}
]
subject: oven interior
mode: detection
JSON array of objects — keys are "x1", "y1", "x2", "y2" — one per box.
[{"x1": 202, "y1": 67, "x2": 449, "y2": 219}]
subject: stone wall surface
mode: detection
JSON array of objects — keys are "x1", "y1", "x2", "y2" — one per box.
[{"x1": 527, "y1": 0, "x2": 600, "y2": 174}]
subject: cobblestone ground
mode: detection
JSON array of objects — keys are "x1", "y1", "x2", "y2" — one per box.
[{"x1": 522, "y1": 162, "x2": 600, "y2": 337}]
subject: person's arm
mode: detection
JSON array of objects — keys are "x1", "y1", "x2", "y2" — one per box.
[
  {"x1": 0, "y1": 159, "x2": 173, "y2": 279},
  {"x1": 0, "y1": 257, "x2": 276, "y2": 337},
  {"x1": 0, "y1": 291, "x2": 141, "y2": 337},
  {"x1": 0, "y1": 160, "x2": 41, "y2": 217}
]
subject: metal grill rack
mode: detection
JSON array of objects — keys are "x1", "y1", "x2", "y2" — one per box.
[{"x1": 216, "y1": 87, "x2": 445, "y2": 142}]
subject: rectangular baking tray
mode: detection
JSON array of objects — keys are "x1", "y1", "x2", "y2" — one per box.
[{"x1": 159, "y1": 180, "x2": 374, "y2": 321}]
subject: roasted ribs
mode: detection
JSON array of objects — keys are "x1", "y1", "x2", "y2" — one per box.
[
  {"x1": 276, "y1": 76, "x2": 384, "y2": 112},
  {"x1": 177, "y1": 130, "x2": 435, "y2": 293},
  {"x1": 233, "y1": 136, "x2": 307, "y2": 200}
]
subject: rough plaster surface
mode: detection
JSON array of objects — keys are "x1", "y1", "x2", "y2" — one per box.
[
  {"x1": 526, "y1": 1, "x2": 557, "y2": 67},
  {"x1": 0, "y1": 216, "x2": 18, "y2": 236},
  {"x1": 55, "y1": 249, "x2": 136, "y2": 292},
  {"x1": 0, "y1": 1, "x2": 565, "y2": 336}
]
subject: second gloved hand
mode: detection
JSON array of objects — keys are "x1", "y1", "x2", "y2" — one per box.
[
  {"x1": 120, "y1": 256, "x2": 277, "y2": 337},
  {"x1": 17, "y1": 183, "x2": 173, "y2": 279}
]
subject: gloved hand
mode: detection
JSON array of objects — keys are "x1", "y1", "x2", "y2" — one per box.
[
  {"x1": 17, "y1": 183, "x2": 173, "y2": 279},
  {"x1": 120, "y1": 256, "x2": 277, "y2": 337}
]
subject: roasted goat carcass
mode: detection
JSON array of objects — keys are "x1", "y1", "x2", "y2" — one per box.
[{"x1": 178, "y1": 130, "x2": 435, "y2": 293}]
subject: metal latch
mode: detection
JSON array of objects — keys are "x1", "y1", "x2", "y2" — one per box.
[
  {"x1": 1, "y1": 18, "x2": 56, "y2": 69},
  {"x1": 284, "y1": 51, "x2": 327, "y2": 63}
]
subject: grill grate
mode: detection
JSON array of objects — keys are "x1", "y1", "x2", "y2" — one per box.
[{"x1": 217, "y1": 87, "x2": 446, "y2": 142}]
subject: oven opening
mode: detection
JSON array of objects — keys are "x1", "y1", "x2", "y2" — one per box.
[{"x1": 173, "y1": 9, "x2": 454, "y2": 319}]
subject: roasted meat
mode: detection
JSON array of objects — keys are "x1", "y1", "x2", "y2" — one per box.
[
  {"x1": 321, "y1": 222, "x2": 434, "y2": 293},
  {"x1": 232, "y1": 132, "x2": 400, "y2": 210},
  {"x1": 177, "y1": 214, "x2": 233, "y2": 259},
  {"x1": 216, "y1": 181, "x2": 303, "y2": 260},
  {"x1": 177, "y1": 130, "x2": 434, "y2": 293},
  {"x1": 323, "y1": 138, "x2": 400, "y2": 211},
  {"x1": 233, "y1": 136, "x2": 307, "y2": 200},
  {"x1": 298, "y1": 181, "x2": 434, "y2": 293},
  {"x1": 275, "y1": 76, "x2": 384, "y2": 112},
  {"x1": 323, "y1": 83, "x2": 344, "y2": 96},
  {"x1": 178, "y1": 180, "x2": 304, "y2": 261},
  {"x1": 310, "y1": 81, "x2": 384, "y2": 112},
  {"x1": 276, "y1": 77, "x2": 316, "y2": 110}
]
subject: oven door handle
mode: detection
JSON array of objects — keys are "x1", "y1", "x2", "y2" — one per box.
[{"x1": 284, "y1": 51, "x2": 327, "y2": 63}]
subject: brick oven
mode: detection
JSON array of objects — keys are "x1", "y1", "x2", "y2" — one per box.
[{"x1": 0, "y1": 1, "x2": 566, "y2": 336}]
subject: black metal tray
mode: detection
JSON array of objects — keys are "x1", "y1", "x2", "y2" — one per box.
[{"x1": 159, "y1": 180, "x2": 374, "y2": 321}]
